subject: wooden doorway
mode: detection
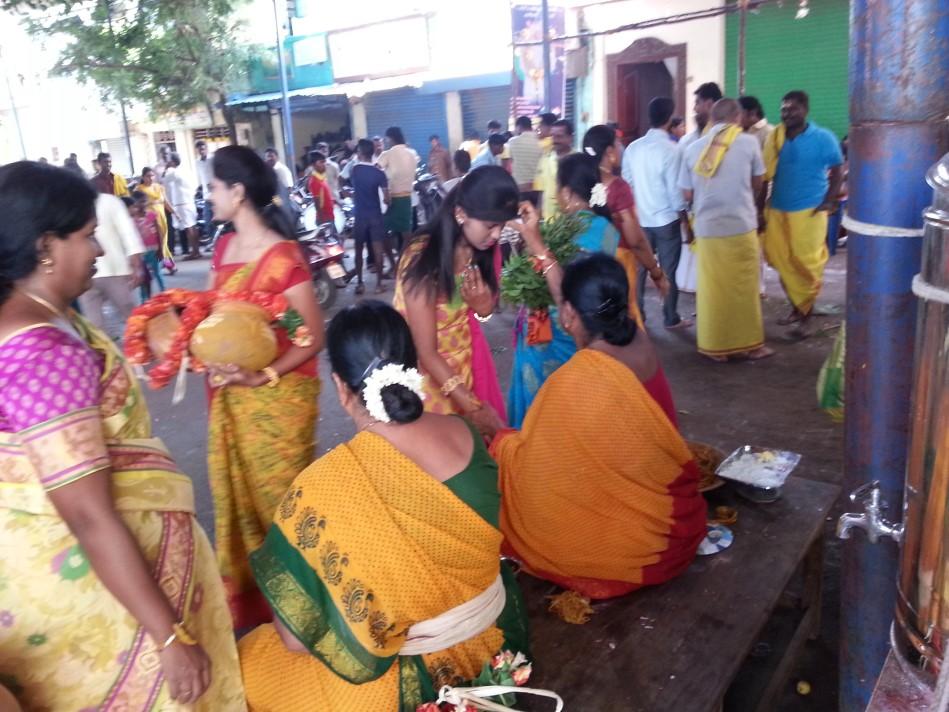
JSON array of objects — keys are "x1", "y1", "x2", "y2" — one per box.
[{"x1": 607, "y1": 38, "x2": 687, "y2": 144}]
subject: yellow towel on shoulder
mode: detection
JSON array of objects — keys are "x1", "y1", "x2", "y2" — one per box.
[
  {"x1": 763, "y1": 122, "x2": 787, "y2": 181},
  {"x1": 694, "y1": 124, "x2": 743, "y2": 179}
]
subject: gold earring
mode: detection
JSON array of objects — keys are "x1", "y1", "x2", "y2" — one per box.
[{"x1": 41, "y1": 257, "x2": 54, "y2": 274}]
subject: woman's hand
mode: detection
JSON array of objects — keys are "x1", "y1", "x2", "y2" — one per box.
[
  {"x1": 651, "y1": 270, "x2": 671, "y2": 299},
  {"x1": 460, "y1": 266, "x2": 494, "y2": 317},
  {"x1": 467, "y1": 402, "x2": 505, "y2": 441},
  {"x1": 207, "y1": 363, "x2": 267, "y2": 388},
  {"x1": 159, "y1": 640, "x2": 212, "y2": 704},
  {"x1": 511, "y1": 201, "x2": 544, "y2": 254}
]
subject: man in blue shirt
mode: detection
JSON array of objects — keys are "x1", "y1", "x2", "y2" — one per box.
[
  {"x1": 762, "y1": 90, "x2": 844, "y2": 333},
  {"x1": 350, "y1": 138, "x2": 396, "y2": 294}
]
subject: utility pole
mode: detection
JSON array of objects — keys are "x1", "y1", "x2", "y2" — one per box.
[
  {"x1": 541, "y1": 0, "x2": 552, "y2": 112},
  {"x1": 839, "y1": 0, "x2": 948, "y2": 709},
  {"x1": 737, "y1": 0, "x2": 748, "y2": 94},
  {"x1": 0, "y1": 47, "x2": 27, "y2": 160},
  {"x1": 105, "y1": 0, "x2": 135, "y2": 174},
  {"x1": 272, "y1": 0, "x2": 296, "y2": 181}
]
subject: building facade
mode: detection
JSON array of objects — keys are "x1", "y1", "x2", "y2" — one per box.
[{"x1": 724, "y1": 0, "x2": 849, "y2": 139}]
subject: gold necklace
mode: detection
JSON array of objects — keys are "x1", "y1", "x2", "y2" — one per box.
[
  {"x1": 16, "y1": 288, "x2": 67, "y2": 320},
  {"x1": 359, "y1": 419, "x2": 379, "y2": 433}
]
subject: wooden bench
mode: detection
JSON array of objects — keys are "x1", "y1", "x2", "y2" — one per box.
[{"x1": 517, "y1": 475, "x2": 840, "y2": 711}]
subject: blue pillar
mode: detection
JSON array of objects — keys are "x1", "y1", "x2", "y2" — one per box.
[{"x1": 841, "y1": 2, "x2": 949, "y2": 710}]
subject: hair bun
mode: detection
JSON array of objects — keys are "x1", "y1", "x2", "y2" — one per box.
[{"x1": 379, "y1": 383, "x2": 424, "y2": 424}]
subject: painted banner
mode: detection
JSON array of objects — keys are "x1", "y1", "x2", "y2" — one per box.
[{"x1": 511, "y1": 1, "x2": 566, "y2": 117}]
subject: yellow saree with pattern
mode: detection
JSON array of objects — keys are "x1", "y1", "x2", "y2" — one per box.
[
  {"x1": 0, "y1": 315, "x2": 244, "y2": 711},
  {"x1": 208, "y1": 235, "x2": 320, "y2": 629},
  {"x1": 238, "y1": 427, "x2": 529, "y2": 712}
]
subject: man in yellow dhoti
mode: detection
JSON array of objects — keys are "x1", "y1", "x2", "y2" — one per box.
[
  {"x1": 762, "y1": 90, "x2": 844, "y2": 333},
  {"x1": 678, "y1": 99, "x2": 774, "y2": 362}
]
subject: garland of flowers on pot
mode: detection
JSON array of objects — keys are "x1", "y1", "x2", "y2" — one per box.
[{"x1": 124, "y1": 288, "x2": 314, "y2": 390}]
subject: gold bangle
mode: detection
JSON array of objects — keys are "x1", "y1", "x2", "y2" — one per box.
[
  {"x1": 173, "y1": 621, "x2": 197, "y2": 646},
  {"x1": 261, "y1": 366, "x2": 280, "y2": 388},
  {"x1": 160, "y1": 621, "x2": 197, "y2": 650},
  {"x1": 440, "y1": 374, "x2": 465, "y2": 397},
  {"x1": 464, "y1": 396, "x2": 483, "y2": 414},
  {"x1": 542, "y1": 260, "x2": 559, "y2": 277}
]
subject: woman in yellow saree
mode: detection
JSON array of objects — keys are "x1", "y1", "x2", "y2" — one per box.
[
  {"x1": 493, "y1": 219, "x2": 705, "y2": 600},
  {"x1": 138, "y1": 166, "x2": 175, "y2": 266},
  {"x1": 204, "y1": 146, "x2": 325, "y2": 630},
  {"x1": 0, "y1": 162, "x2": 244, "y2": 710},
  {"x1": 239, "y1": 301, "x2": 530, "y2": 711},
  {"x1": 393, "y1": 166, "x2": 518, "y2": 437}
]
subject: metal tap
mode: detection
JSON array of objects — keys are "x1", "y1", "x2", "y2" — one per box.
[{"x1": 837, "y1": 480, "x2": 904, "y2": 544}]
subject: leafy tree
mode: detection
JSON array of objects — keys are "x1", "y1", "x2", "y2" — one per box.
[{"x1": 4, "y1": 0, "x2": 256, "y2": 141}]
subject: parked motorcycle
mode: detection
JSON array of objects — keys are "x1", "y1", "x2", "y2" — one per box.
[
  {"x1": 413, "y1": 168, "x2": 443, "y2": 227},
  {"x1": 298, "y1": 222, "x2": 348, "y2": 309}
]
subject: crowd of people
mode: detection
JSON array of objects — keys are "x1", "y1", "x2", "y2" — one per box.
[{"x1": 0, "y1": 78, "x2": 846, "y2": 711}]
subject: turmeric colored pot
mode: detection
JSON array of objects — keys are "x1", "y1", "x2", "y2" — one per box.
[{"x1": 189, "y1": 301, "x2": 278, "y2": 371}]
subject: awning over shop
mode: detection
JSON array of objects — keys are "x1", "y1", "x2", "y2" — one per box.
[{"x1": 227, "y1": 70, "x2": 510, "y2": 107}]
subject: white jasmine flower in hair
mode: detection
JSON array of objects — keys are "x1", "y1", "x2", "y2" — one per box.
[
  {"x1": 590, "y1": 182, "x2": 608, "y2": 208},
  {"x1": 362, "y1": 363, "x2": 426, "y2": 424},
  {"x1": 584, "y1": 146, "x2": 597, "y2": 156}
]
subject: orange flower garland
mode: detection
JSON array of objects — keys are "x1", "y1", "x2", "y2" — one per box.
[{"x1": 125, "y1": 288, "x2": 297, "y2": 390}]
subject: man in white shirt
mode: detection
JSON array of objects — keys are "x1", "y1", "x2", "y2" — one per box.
[
  {"x1": 377, "y1": 126, "x2": 419, "y2": 251},
  {"x1": 471, "y1": 134, "x2": 506, "y2": 170},
  {"x1": 194, "y1": 140, "x2": 213, "y2": 239},
  {"x1": 154, "y1": 145, "x2": 171, "y2": 184},
  {"x1": 678, "y1": 98, "x2": 773, "y2": 362},
  {"x1": 164, "y1": 152, "x2": 200, "y2": 259},
  {"x1": 78, "y1": 193, "x2": 144, "y2": 336},
  {"x1": 265, "y1": 147, "x2": 294, "y2": 188},
  {"x1": 679, "y1": 82, "x2": 723, "y2": 151},
  {"x1": 506, "y1": 115, "x2": 543, "y2": 202},
  {"x1": 622, "y1": 97, "x2": 692, "y2": 328}
]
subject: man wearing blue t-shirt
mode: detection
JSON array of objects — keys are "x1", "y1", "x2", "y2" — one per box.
[
  {"x1": 762, "y1": 90, "x2": 843, "y2": 333},
  {"x1": 350, "y1": 138, "x2": 397, "y2": 294}
]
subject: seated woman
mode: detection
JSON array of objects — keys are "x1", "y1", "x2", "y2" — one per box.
[
  {"x1": 494, "y1": 237, "x2": 706, "y2": 600},
  {"x1": 0, "y1": 162, "x2": 244, "y2": 709},
  {"x1": 238, "y1": 301, "x2": 529, "y2": 711},
  {"x1": 508, "y1": 152, "x2": 621, "y2": 428}
]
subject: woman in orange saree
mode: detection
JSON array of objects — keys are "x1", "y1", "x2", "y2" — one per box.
[
  {"x1": 393, "y1": 166, "x2": 518, "y2": 436},
  {"x1": 204, "y1": 146, "x2": 325, "y2": 629},
  {"x1": 494, "y1": 216, "x2": 705, "y2": 599},
  {"x1": 0, "y1": 161, "x2": 244, "y2": 710}
]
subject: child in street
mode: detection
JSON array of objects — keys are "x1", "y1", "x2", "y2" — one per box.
[{"x1": 127, "y1": 191, "x2": 165, "y2": 300}]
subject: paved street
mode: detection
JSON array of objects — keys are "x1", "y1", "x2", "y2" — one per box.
[{"x1": 138, "y1": 243, "x2": 847, "y2": 711}]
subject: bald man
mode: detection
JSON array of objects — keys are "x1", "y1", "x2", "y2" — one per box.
[{"x1": 678, "y1": 98, "x2": 773, "y2": 363}]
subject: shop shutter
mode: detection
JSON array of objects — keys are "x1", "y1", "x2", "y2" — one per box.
[
  {"x1": 105, "y1": 137, "x2": 134, "y2": 177},
  {"x1": 461, "y1": 85, "x2": 512, "y2": 140},
  {"x1": 364, "y1": 89, "x2": 448, "y2": 157},
  {"x1": 564, "y1": 78, "x2": 577, "y2": 127},
  {"x1": 724, "y1": 0, "x2": 849, "y2": 140}
]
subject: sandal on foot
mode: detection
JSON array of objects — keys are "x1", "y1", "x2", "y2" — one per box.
[
  {"x1": 354, "y1": 283, "x2": 365, "y2": 295},
  {"x1": 777, "y1": 309, "x2": 803, "y2": 326},
  {"x1": 745, "y1": 346, "x2": 776, "y2": 361}
]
